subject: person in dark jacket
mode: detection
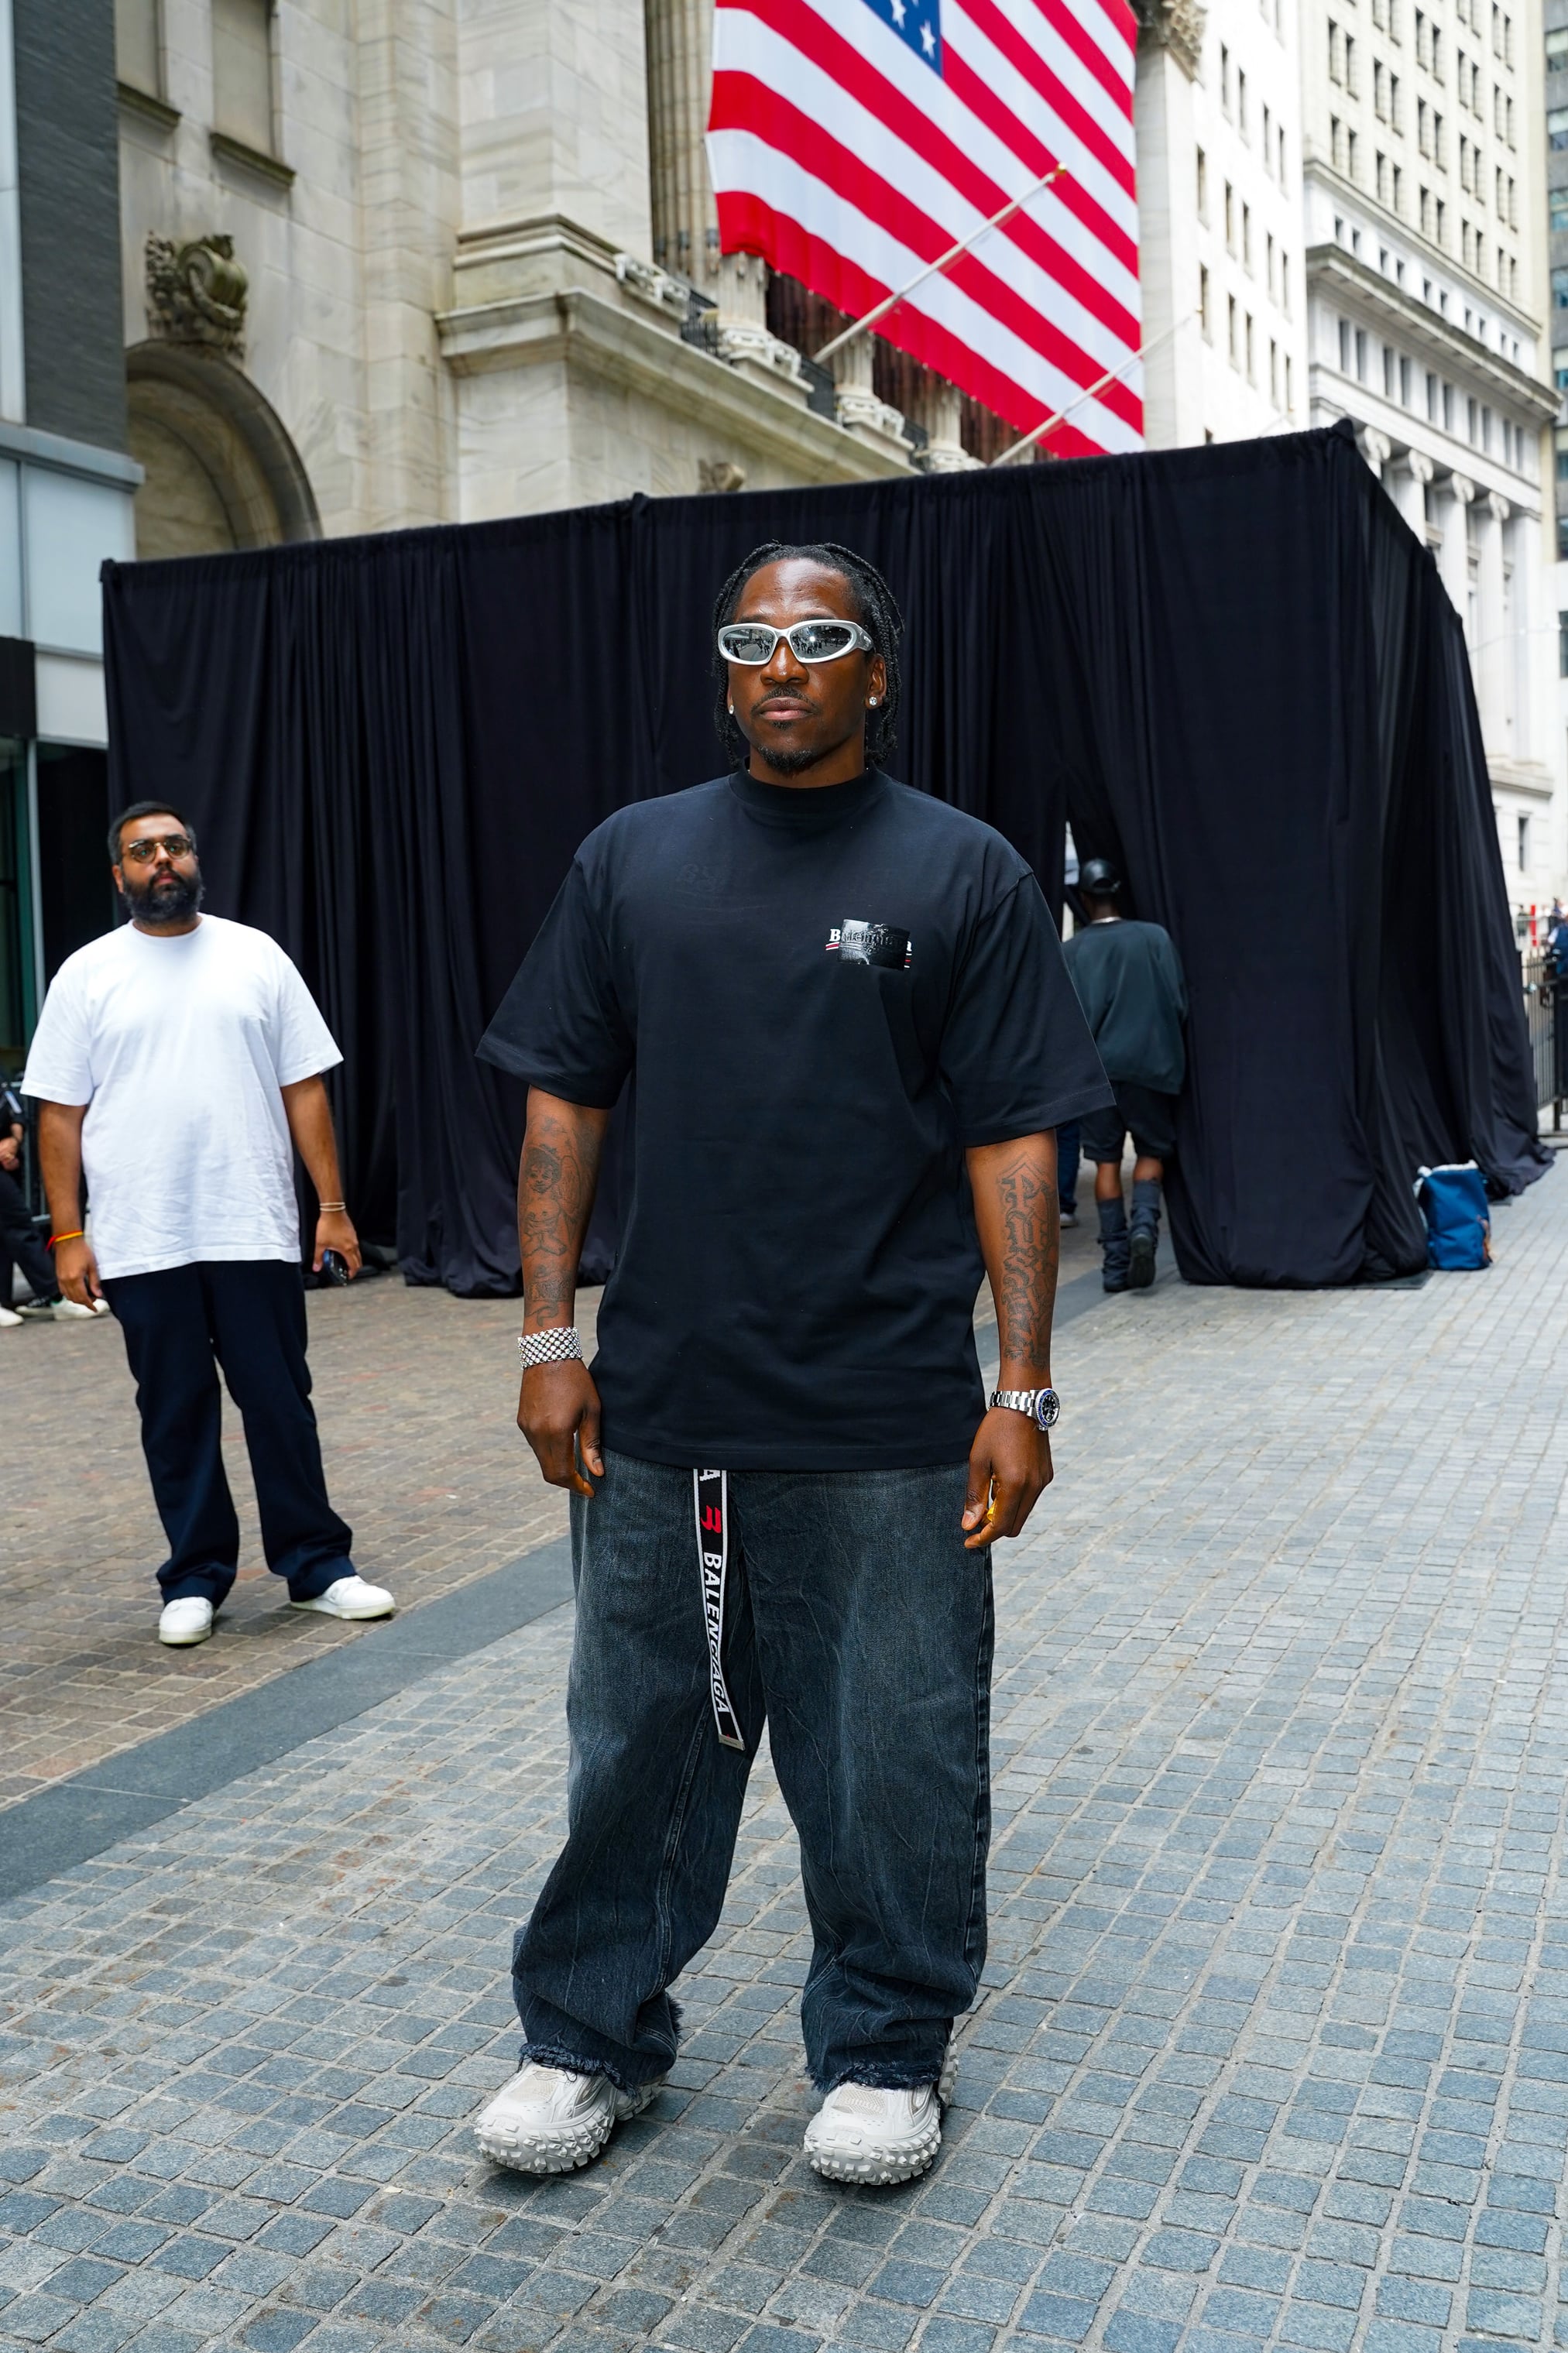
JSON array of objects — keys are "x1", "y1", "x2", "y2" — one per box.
[{"x1": 1062, "y1": 858, "x2": 1188, "y2": 1292}]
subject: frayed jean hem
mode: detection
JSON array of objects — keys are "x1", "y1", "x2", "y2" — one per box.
[{"x1": 517, "y1": 2041, "x2": 668, "y2": 2097}]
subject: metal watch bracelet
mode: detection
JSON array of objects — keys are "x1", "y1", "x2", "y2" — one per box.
[{"x1": 989, "y1": 1386, "x2": 1061, "y2": 1430}]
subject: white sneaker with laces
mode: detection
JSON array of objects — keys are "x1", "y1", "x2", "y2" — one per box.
[
  {"x1": 158, "y1": 1597, "x2": 214, "y2": 1647},
  {"x1": 475, "y1": 2063, "x2": 663, "y2": 2174},
  {"x1": 804, "y1": 2049, "x2": 959, "y2": 2186},
  {"x1": 53, "y1": 1296, "x2": 111, "y2": 1319},
  {"x1": 290, "y1": 1574, "x2": 396, "y2": 1620},
  {"x1": 0, "y1": 1305, "x2": 21, "y2": 1327}
]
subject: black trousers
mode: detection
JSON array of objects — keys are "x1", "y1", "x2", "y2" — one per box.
[
  {"x1": 101, "y1": 1260, "x2": 353, "y2": 1606},
  {"x1": 0, "y1": 1167, "x2": 55, "y2": 1306}
]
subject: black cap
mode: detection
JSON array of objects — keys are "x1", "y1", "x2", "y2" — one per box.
[{"x1": 1079, "y1": 856, "x2": 1124, "y2": 897}]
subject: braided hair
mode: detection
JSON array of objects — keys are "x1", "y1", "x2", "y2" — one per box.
[{"x1": 711, "y1": 540, "x2": 904, "y2": 770}]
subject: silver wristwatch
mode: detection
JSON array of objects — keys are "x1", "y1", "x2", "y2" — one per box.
[
  {"x1": 990, "y1": 1386, "x2": 1060, "y2": 1430},
  {"x1": 518, "y1": 1327, "x2": 585, "y2": 1368}
]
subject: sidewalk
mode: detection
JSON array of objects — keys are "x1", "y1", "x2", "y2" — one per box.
[{"x1": 2, "y1": 1173, "x2": 1566, "y2": 2353}]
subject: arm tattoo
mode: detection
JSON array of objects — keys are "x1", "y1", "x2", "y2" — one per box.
[
  {"x1": 519, "y1": 1106, "x2": 606, "y2": 1328},
  {"x1": 993, "y1": 1146, "x2": 1058, "y2": 1375}
]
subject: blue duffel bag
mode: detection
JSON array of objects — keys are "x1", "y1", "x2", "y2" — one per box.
[{"x1": 1415, "y1": 1163, "x2": 1492, "y2": 1271}]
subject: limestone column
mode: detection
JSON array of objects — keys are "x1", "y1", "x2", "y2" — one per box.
[
  {"x1": 1359, "y1": 425, "x2": 1391, "y2": 482},
  {"x1": 825, "y1": 339, "x2": 907, "y2": 455},
  {"x1": 644, "y1": 0, "x2": 764, "y2": 331},
  {"x1": 1436, "y1": 470, "x2": 1475, "y2": 635},
  {"x1": 1385, "y1": 448, "x2": 1432, "y2": 537},
  {"x1": 1475, "y1": 490, "x2": 1510, "y2": 754},
  {"x1": 913, "y1": 378, "x2": 980, "y2": 472}
]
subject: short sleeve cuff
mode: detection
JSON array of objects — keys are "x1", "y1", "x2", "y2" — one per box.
[
  {"x1": 276, "y1": 1051, "x2": 345, "y2": 1086},
  {"x1": 474, "y1": 1037, "x2": 626, "y2": 1109},
  {"x1": 958, "y1": 1078, "x2": 1118, "y2": 1150}
]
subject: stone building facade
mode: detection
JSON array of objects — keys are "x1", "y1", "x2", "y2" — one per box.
[{"x1": 1296, "y1": 0, "x2": 1564, "y2": 908}]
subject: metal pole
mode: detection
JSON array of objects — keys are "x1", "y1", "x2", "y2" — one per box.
[
  {"x1": 990, "y1": 311, "x2": 1196, "y2": 466},
  {"x1": 811, "y1": 165, "x2": 1068, "y2": 367}
]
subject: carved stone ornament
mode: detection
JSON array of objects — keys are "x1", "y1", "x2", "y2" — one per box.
[
  {"x1": 146, "y1": 233, "x2": 248, "y2": 355},
  {"x1": 1131, "y1": 0, "x2": 1206, "y2": 77}
]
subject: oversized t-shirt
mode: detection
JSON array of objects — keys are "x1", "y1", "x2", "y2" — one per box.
[
  {"x1": 1062, "y1": 918, "x2": 1188, "y2": 1093},
  {"x1": 22, "y1": 915, "x2": 341, "y2": 1279},
  {"x1": 481, "y1": 770, "x2": 1113, "y2": 1469}
]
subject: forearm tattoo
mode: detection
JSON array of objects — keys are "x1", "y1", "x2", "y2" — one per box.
[
  {"x1": 993, "y1": 1145, "x2": 1058, "y2": 1374},
  {"x1": 519, "y1": 1111, "x2": 604, "y2": 1327}
]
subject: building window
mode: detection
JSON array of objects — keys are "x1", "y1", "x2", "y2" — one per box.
[
  {"x1": 1555, "y1": 425, "x2": 1568, "y2": 478},
  {"x1": 1481, "y1": 404, "x2": 1492, "y2": 451},
  {"x1": 1558, "y1": 611, "x2": 1568, "y2": 677},
  {"x1": 1443, "y1": 379, "x2": 1454, "y2": 428},
  {"x1": 115, "y1": 0, "x2": 162, "y2": 94},
  {"x1": 1400, "y1": 354, "x2": 1412, "y2": 403},
  {"x1": 1356, "y1": 326, "x2": 1368, "y2": 380},
  {"x1": 1518, "y1": 813, "x2": 1530, "y2": 872},
  {"x1": 1559, "y1": 516, "x2": 1568, "y2": 558},
  {"x1": 1467, "y1": 394, "x2": 1478, "y2": 440},
  {"x1": 1238, "y1": 67, "x2": 1248, "y2": 136},
  {"x1": 1384, "y1": 345, "x2": 1395, "y2": 396},
  {"x1": 1200, "y1": 264, "x2": 1211, "y2": 338},
  {"x1": 1226, "y1": 181, "x2": 1236, "y2": 251},
  {"x1": 1221, "y1": 40, "x2": 1231, "y2": 111},
  {"x1": 1340, "y1": 317, "x2": 1352, "y2": 372},
  {"x1": 1553, "y1": 266, "x2": 1568, "y2": 307},
  {"x1": 1549, "y1": 24, "x2": 1568, "y2": 66},
  {"x1": 1285, "y1": 355, "x2": 1293, "y2": 410},
  {"x1": 211, "y1": 0, "x2": 276, "y2": 156},
  {"x1": 1229, "y1": 293, "x2": 1239, "y2": 365},
  {"x1": 1196, "y1": 146, "x2": 1207, "y2": 218},
  {"x1": 1553, "y1": 345, "x2": 1568, "y2": 387}
]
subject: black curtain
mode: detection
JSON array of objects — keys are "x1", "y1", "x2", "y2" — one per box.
[{"x1": 101, "y1": 423, "x2": 1546, "y2": 1296}]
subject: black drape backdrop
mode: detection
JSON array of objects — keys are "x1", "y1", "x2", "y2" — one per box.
[{"x1": 102, "y1": 422, "x2": 1546, "y2": 1296}]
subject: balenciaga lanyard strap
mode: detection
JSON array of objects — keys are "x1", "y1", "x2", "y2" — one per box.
[{"x1": 694, "y1": 1468, "x2": 746, "y2": 1751}]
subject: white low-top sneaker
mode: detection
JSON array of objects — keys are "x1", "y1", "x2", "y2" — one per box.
[
  {"x1": 475, "y1": 2063, "x2": 663, "y2": 2174},
  {"x1": 158, "y1": 1597, "x2": 214, "y2": 1647},
  {"x1": 53, "y1": 1296, "x2": 111, "y2": 1319},
  {"x1": 290, "y1": 1574, "x2": 396, "y2": 1621},
  {"x1": 805, "y1": 2050, "x2": 958, "y2": 2187},
  {"x1": 0, "y1": 1305, "x2": 21, "y2": 1327}
]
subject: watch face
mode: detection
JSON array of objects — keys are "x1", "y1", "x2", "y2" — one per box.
[{"x1": 1035, "y1": 1390, "x2": 1061, "y2": 1429}]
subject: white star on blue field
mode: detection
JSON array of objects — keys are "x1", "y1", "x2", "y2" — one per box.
[{"x1": 863, "y1": 0, "x2": 944, "y2": 71}]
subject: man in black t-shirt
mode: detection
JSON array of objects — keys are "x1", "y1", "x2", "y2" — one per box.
[
  {"x1": 1063, "y1": 859, "x2": 1188, "y2": 1292},
  {"x1": 474, "y1": 541, "x2": 1111, "y2": 2189}
]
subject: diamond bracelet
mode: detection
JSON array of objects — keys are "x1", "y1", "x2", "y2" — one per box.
[{"x1": 517, "y1": 1327, "x2": 585, "y2": 1369}]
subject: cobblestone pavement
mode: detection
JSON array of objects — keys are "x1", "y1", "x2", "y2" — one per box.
[{"x1": 4, "y1": 1169, "x2": 1567, "y2": 2353}]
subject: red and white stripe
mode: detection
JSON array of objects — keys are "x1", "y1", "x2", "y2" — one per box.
[{"x1": 706, "y1": 0, "x2": 1141, "y2": 456}]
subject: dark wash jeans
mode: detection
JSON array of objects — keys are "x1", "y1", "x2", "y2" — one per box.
[
  {"x1": 513, "y1": 1449, "x2": 994, "y2": 2094},
  {"x1": 101, "y1": 1260, "x2": 354, "y2": 1606}
]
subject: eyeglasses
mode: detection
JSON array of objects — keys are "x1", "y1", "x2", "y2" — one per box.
[
  {"x1": 121, "y1": 833, "x2": 196, "y2": 864},
  {"x1": 716, "y1": 619, "x2": 874, "y2": 666}
]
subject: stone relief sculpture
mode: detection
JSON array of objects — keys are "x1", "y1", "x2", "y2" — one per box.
[
  {"x1": 1131, "y1": 0, "x2": 1206, "y2": 77},
  {"x1": 145, "y1": 233, "x2": 249, "y2": 356}
]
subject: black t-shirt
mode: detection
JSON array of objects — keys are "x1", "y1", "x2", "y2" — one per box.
[
  {"x1": 1062, "y1": 919, "x2": 1188, "y2": 1093},
  {"x1": 479, "y1": 770, "x2": 1112, "y2": 1469}
]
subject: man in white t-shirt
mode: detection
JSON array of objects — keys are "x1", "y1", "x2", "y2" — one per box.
[{"x1": 22, "y1": 801, "x2": 396, "y2": 1648}]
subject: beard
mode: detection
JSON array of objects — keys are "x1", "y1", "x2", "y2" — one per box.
[{"x1": 123, "y1": 864, "x2": 204, "y2": 927}]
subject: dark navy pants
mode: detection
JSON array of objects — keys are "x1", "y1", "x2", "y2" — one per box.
[
  {"x1": 0, "y1": 1167, "x2": 55, "y2": 1306},
  {"x1": 513, "y1": 1449, "x2": 993, "y2": 2094},
  {"x1": 101, "y1": 1259, "x2": 353, "y2": 1606}
]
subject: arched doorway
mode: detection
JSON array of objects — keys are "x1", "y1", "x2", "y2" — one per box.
[{"x1": 125, "y1": 343, "x2": 321, "y2": 559}]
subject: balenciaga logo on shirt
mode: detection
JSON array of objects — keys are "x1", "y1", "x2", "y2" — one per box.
[{"x1": 826, "y1": 921, "x2": 913, "y2": 970}]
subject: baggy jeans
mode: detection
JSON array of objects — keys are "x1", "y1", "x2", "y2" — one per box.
[{"x1": 511, "y1": 1449, "x2": 994, "y2": 2094}]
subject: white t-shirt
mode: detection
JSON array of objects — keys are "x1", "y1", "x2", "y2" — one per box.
[{"x1": 22, "y1": 915, "x2": 341, "y2": 1279}]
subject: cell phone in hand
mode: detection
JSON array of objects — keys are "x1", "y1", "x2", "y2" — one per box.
[{"x1": 319, "y1": 1248, "x2": 352, "y2": 1286}]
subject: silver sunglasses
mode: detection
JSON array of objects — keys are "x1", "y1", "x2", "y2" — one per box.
[{"x1": 716, "y1": 619, "x2": 874, "y2": 666}]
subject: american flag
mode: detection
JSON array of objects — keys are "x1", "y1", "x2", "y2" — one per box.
[{"x1": 705, "y1": 0, "x2": 1142, "y2": 458}]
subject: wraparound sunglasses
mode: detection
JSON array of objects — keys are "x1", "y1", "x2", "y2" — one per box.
[{"x1": 716, "y1": 619, "x2": 874, "y2": 666}]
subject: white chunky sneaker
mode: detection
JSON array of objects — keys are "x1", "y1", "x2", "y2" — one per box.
[
  {"x1": 805, "y1": 2049, "x2": 959, "y2": 2187},
  {"x1": 475, "y1": 2063, "x2": 663, "y2": 2174},
  {"x1": 290, "y1": 1574, "x2": 396, "y2": 1621},
  {"x1": 158, "y1": 1597, "x2": 214, "y2": 1647}
]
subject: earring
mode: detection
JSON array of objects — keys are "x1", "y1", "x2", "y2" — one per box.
[
  {"x1": 728, "y1": 701, "x2": 734, "y2": 713},
  {"x1": 868, "y1": 696, "x2": 880, "y2": 705}
]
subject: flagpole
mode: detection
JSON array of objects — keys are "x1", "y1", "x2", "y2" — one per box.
[
  {"x1": 811, "y1": 164, "x2": 1069, "y2": 367},
  {"x1": 990, "y1": 311, "x2": 1198, "y2": 465}
]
